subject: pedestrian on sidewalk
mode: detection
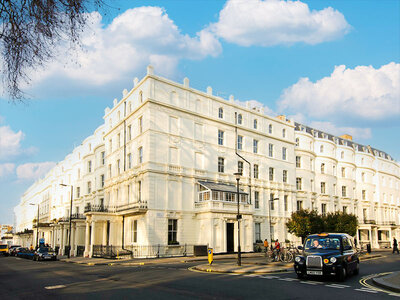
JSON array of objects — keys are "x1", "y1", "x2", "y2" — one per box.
[
  {"x1": 393, "y1": 237, "x2": 399, "y2": 254},
  {"x1": 263, "y1": 239, "x2": 269, "y2": 254}
]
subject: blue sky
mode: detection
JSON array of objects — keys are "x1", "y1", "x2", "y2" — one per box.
[{"x1": 0, "y1": 0, "x2": 399, "y2": 225}]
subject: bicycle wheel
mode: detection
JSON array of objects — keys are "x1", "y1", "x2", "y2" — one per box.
[
  {"x1": 278, "y1": 252, "x2": 285, "y2": 262},
  {"x1": 266, "y1": 252, "x2": 273, "y2": 263},
  {"x1": 285, "y1": 252, "x2": 293, "y2": 263}
]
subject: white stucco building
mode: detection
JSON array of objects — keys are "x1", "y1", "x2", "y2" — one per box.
[{"x1": 13, "y1": 67, "x2": 400, "y2": 256}]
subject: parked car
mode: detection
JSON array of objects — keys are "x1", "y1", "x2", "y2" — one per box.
[
  {"x1": 16, "y1": 247, "x2": 35, "y2": 260},
  {"x1": 8, "y1": 245, "x2": 21, "y2": 256},
  {"x1": 13, "y1": 247, "x2": 25, "y2": 257},
  {"x1": 33, "y1": 247, "x2": 57, "y2": 261},
  {"x1": 0, "y1": 244, "x2": 9, "y2": 256},
  {"x1": 294, "y1": 233, "x2": 359, "y2": 281}
]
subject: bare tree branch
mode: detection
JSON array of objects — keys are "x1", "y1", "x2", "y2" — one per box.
[{"x1": 0, "y1": 0, "x2": 109, "y2": 101}]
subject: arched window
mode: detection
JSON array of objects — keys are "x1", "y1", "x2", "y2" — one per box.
[
  {"x1": 320, "y1": 145, "x2": 324, "y2": 153},
  {"x1": 218, "y1": 107, "x2": 223, "y2": 119},
  {"x1": 321, "y1": 163, "x2": 325, "y2": 174},
  {"x1": 295, "y1": 138, "x2": 299, "y2": 147},
  {"x1": 254, "y1": 119, "x2": 258, "y2": 129},
  {"x1": 268, "y1": 124, "x2": 273, "y2": 134},
  {"x1": 238, "y1": 114, "x2": 243, "y2": 125}
]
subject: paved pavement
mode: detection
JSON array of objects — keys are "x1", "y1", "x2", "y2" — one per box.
[
  {"x1": 373, "y1": 271, "x2": 400, "y2": 293},
  {"x1": 1, "y1": 252, "x2": 399, "y2": 299}
]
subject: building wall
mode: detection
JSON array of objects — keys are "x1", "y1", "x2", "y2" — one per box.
[{"x1": 13, "y1": 67, "x2": 400, "y2": 255}]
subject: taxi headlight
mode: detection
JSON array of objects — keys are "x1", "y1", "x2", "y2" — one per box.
[
  {"x1": 295, "y1": 256, "x2": 302, "y2": 263},
  {"x1": 330, "y1": 257, "x2": 337, "y2": 263}
]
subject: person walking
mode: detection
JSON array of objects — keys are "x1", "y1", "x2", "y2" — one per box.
[
  {"x1": 263, "y1": 239, "x2": 269, "y2": 255},
  {"x1": 393, "y1": 237, "x2": 399, "y2": 254}
]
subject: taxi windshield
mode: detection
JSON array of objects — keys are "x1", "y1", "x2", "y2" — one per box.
[
  {"x1": 304, "y1": 237, "x2": 341, "y2": 250},
  {"x1": 0, "y1": 245, "x2": 7, "y2": 249}
]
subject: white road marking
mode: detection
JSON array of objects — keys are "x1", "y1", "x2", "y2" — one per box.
[
  {"x1": 326, "y1": 285, "x2": 346, "y2": 289},
  {"x1": 278, "y1": 278, "x2": 299, "y2": 282},
  {"x1": 244, "y1": 274, "x2": 259, "y2": 277},
  {"x1": 261, "y1": 275, "x2": 279, "y2": 279},
  {"x1": 329, "y1": 284, "x2": 350, "y2": 288},
  {"x1": 388, "y1": 293, "x2": 400, "y2": 297},
  {"x1": 300, "y1": 281, "x2": 323, "y2": 285},
  {"x1": 44, "y1": 285, "x2": 66, "y2": 290},
  {"x1": 354, "y1": 288, "x2": 378, "y2": 293}
]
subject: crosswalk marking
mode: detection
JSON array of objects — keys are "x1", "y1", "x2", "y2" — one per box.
[
  {"x1": 354, "y1": 288, "x2": 378, "y2": 293},
  {"x1": 44, "y1": 285, "x2": 66, "y2": 290},
  {"x1": 278, "y1": 278, "x2": 299, "y2": 282},
  {"x1": 300, "y1": 281, "x2": 323, "y2": 285},
  {"x1": 326, "y1": 285, "x2": 345, "y2": 289}
]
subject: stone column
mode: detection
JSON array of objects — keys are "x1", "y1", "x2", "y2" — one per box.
[
  {"x1": 60, "y1": 225, "x2": 65, "y2": 255},
  {"x1": 90, "y1": 220, "x2": 96, "y2": 257},
  {"x1": 103, "y1": 222, "x2": 107, "y2": 246},
  {"x1": 84, "y1": 221, "x2": 90, "y2": 257},
  {"x1": 71, "y1": 224, "x2": 76, "y2": 257}
]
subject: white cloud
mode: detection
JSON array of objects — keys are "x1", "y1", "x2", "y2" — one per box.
[
  {"x1": 29, "y1": 7, "x2": 222, "y2": 89},
  {"x1": 0, "y1": 126, "x2": 24, "y2": 160},
  {"x1": 309, "y1": 121, "x2": 372, "y2": 140},
  {"x1": 208, "y1": 0, "x2": 350, "y2": 47},
  {"x1": 0, "y1": 163, "x2": 15, "y2": 177},
  {"x1": 16, "y1": 162, "x2": 56, "y2": 180},
  {"x1": 279, "y1": 62, "x2": 400, "y2": 120}
]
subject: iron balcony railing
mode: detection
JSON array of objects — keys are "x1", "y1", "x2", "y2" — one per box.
[
  {"x1": 362, "y1": 219, "x2": 376, "y2": 225},
  {"x1": 92, "y1": 244, "x2": 195, "y2": 259},
  {"x1": 85, "y1": 202, "x2": 148, "y2": 213}
]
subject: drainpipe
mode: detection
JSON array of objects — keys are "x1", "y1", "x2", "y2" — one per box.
[{"x1": 234, "y1": 112, "x2": 251, "y2": 204}]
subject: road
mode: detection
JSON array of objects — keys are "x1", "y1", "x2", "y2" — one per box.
[{"x1": 0, "y1": 253, "x2": 399, "y2": 299}]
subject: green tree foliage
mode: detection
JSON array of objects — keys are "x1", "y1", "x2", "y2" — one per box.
[
  {"x1": 286, "y1": 209, "x2": 324, "y2": 242},
  {"x1": 324, "y1": 211, "x2": 358, "y2": 236},
  {"x1": 286, "y1": 209, "x2": 359, "y2": 241}
]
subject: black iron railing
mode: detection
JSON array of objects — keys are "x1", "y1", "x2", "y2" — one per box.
[{"x1": 92, "y1": 244, "x2": 195, "y2": 259}]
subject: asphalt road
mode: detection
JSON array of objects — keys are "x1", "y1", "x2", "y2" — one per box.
[{"x1": 0, "y1": 253, "x2": 399, "y2": 299}]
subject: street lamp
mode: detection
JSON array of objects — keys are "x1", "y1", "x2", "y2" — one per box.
[
  {"x1": 268, "y1": 196, "x2": 280, "y2": 246},
  {"x1": 60, "y1": 184, "x2": 73, "y2": 258},
  {"x1": 29, "y1": 203, "x2": 39, "y2": 249},
  {"x1": 234, "y1": 172, "x2": 242, "y2": 266}
]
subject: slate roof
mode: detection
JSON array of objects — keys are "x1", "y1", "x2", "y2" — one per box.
[{"x1": 294, "y1": 122, "x2": 394, "y2": 161}]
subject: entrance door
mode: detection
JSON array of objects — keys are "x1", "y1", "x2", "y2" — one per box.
[{"x1": 226, "y1": 223, "x2": 234, "y2": 253}]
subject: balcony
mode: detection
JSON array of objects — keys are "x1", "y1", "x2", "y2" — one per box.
[
  {"x1": 84, "y1": 202, "x2": 148, "y2": 215},
  {"x1": 378, "y1": 221, "x2": 397, "y2": 226},
  {"x1": 112, "y1": 201, "x2": 148, "y2": 216},
  {"x1": 361, "y1": 219, "x2": 376, "y2": 225}
]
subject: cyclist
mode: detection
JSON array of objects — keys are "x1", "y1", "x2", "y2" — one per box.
[{"x1": 273, "y1": 239, "x2": 281, "y2": 261}]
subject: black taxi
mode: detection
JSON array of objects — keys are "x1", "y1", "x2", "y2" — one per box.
[{"x1": 294, "y1": 233, "x2": 359, "y2": 281}]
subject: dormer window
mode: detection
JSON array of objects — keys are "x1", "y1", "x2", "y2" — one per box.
[
  {"x1": 218, "y1": 107, "x2": 223, "y2": 119},
  {"x1": 238, "y1": 114, "x2": 243, "y2": 125}
]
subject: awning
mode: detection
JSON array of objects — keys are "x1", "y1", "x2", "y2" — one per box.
[{"x1": 198, "y1": 181, "x2": 248, "y2": 195}]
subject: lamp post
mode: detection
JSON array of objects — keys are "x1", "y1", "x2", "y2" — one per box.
[
  {"x1": 29, "y1": 203, "x2": 39, "y2": 249},
  {"x1": 234, "y1": 172, "x2": 242, "y2": 266},
  {"x1": 60, "y1": 184, "x2": 73, "y2": 258}
]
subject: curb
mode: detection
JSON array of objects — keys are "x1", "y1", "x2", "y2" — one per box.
[
  {"x1": 191, "y1": 264, "x2": 292, "y2": 274},
  {"x1": 359, "y1": 254, "x2": 382, "y2": 261},
  {"x1": 372, "y1": 273, "x2": 400, "y2": 293}
]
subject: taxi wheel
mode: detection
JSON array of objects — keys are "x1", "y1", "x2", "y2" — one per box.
[
  {"x1": 337, "y1": 265, "x2": 347, "y2": 282},
  {"x1": 296, "y1": 272, "x2": 305, "y2": 279},
  {"x1": 353, "y1": 262, "x2": 359, "y2": 275}
]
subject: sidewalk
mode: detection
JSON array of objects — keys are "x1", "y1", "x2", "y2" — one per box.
[
  {"x1": 60, "y1": 252, "x2": 267, "y2": 266},
  {"x1": 373, "y1": 272, "x2": 400, "y2": 293},
  {"x1": 59, "y1": 251, "x2": 383, "y2": 271}
]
